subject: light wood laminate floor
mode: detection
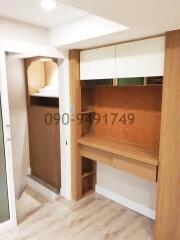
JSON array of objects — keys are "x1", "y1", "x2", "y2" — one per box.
[{"x1": 1, "y1": 192, "x2": 154, "y2": 240}]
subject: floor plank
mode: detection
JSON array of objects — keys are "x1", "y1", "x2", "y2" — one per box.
[{"x1": 1, "y1": 191, "x2": 154, "y2": 240}]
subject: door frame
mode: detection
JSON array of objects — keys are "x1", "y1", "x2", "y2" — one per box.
[{"x1": 0, "y1": 46, "x2": 71, "y2": 233}]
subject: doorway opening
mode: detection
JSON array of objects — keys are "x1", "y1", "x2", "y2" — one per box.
[{"x1": 6, "y1": 53, "x2": 61, "y2": 223}]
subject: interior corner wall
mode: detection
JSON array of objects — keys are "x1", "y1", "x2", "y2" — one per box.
[
  {"x1": 97, "y1": 163, "x2": 157, "y2": 210},
  {"x1": 28, "y1": 61, "x2": 45, "y2": 94},
  {"x1": 6, "y1": 56, "x2": 30, "y2": 199},
  {"x1": 45, "y1": 61, "x2": 58, "y2": 87}
]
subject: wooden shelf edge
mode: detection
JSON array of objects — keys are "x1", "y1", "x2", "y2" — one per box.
[
  {"x1": 82, "y1": 189, "x2": 95, "y2": 198},
  {"x1": 30, "y1": 94, "x2": 59, "y2": 98},
  {"x1": 82, "y1": 171, "x2": 95, "y2": 178},
  {"x1": 80, "y1": 111, "x2": 95, "y2": 114},
  {"x1": 78, "y1": 135, "x2": 159, "y2": 166}
]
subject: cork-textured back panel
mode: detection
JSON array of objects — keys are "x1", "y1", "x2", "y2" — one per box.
[
  {"x1": 81, "y1": 87, "x2": 96, "y2": 111},
  {"x1": 93, "y1": 86, "x2": 162, "y2": 150}
]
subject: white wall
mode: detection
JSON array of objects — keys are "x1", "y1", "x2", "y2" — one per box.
[
  {"x1": 0, "y1": 18, "x2": 61, "y2": 59},
  {"x1": 0, "y1": 17, "x2": 49, "y2": 45},
  {"x1": 6, "y1": 56, "x2": 30, "y2": 199},
  {"x1": 97, "y1": 164, "x2": 157, "y2": 210},
  {"x1": 58, "y1": 50, "x2": 71, "y2": 199}
]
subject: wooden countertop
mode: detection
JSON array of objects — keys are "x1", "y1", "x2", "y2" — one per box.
[{"x1": 78, "y1": 135, "x2": 159, "y2": 166}]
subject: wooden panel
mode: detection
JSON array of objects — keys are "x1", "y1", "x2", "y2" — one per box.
[
  {"x1": 69, "y1": 50, "x2": 82, "y2": 200},
  {"x1": 155, "y1": 30, "x2": 180, "y2": 239},
  {"x1": 116, "y1": 36, "x2": 165, "y2": 77},
  {"x1": 44, "y1": 61, "x2": 58, "y2": 87},
  {"x1": 94, "y1": 86, "x2": 162, "y2": 150},
  {"x1": 81, "y1": 87, "x2": 95, "y2": 112},
  {"x1": 1, "y1": 192, "x2": 154, "y2": 240},
  {"x1": 113, "y1": 155, "x2": 157, "y2": 181},
  {"x1": 82, "y1": 157, "x2": 96, "y2": 176},
  {"x1": 81, "y1": 113, "x2": 93, "y2": 136},
  {"x1": 82, "y1": 176, "x2": 95, "y2": 196},
  {"x1": 29, "y1": 106, "x2": 61, "y2": 191},
  {"x1": 80, "y1": 144, "x2": 157, "y2": 181},
  {"x1": 78, "y1": 135, "x2": 159, "y2": 166},
  {"x1": 81, "y1": 145, "x2": 113, "y2": 166},
  {"x1": 80, "y1": 46, "x2": 116, "y2": 80}
]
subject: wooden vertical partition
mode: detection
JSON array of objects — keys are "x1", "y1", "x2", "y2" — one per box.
[
  {"x1": 155, "y1": 30, "x2": 180, "y2": 239},
  {"x1": 69, "y1": 50, "x2": 82, "y2": 200}
]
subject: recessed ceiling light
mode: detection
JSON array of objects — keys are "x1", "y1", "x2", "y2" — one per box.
[{"x1": 40, "y1": 0, "x2": 57, "y2": 11}]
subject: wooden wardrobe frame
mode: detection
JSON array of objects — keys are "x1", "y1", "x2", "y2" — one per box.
[
  {"x1": 24, "y1": 57, "x2": 61, "y2": 192},
  {"x1": 70, "y1": 30, "x2": 180, "y2": 240}
]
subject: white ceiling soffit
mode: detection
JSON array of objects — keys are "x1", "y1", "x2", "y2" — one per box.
[
  {"x1": 50, "y1": 14, "x2": 129, "y2": 48},
  {"x1": 0, "y1": 0, "x2": 87, "y2": 28},
  {"x1": 57, "y1": 0, "x2": 180, "y2": 48}
]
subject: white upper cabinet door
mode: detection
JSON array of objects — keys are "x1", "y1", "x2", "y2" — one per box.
[
  {"x1": 80, "y1": 46, "x2": 116, "y2": 80},
  {"x1": 116, "y1": 36, "x2": 165, "y2": 78}
]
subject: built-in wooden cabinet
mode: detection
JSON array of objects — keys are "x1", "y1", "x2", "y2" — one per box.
[
  {"x1": 29, "y1": 104, "x2": 60, "y2": 190},
  {"x1": 71, "y1": 31, "x2": 180, "y2": 240},
  {"x1": 71, "y1": 41, "x2": 163, "y2": 199},
  {"x1": 24, "y1": 57, "x2": 61, "y2": 192},
  {"x1": 80, "y1": 46, "x2": 116, "y2": 80}
]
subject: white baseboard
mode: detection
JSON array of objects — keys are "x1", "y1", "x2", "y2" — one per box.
[
  {"x1": 27, "y1": 176, "x2": 59, "y2": 201},
  {"x1": 96, "y1": 185, "x2": 156, "y2": 220},
  {"x1": 27, "y1": 167, "x2": 31, "y2": 176}
]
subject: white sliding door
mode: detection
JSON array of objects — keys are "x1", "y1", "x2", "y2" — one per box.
[
  {"x1": 80, "y1": 46, "x2": 116, "y2": 80},
  {"x1": 0, "y1": 51, "x2": 16, "y2": 233},
  {"x1": 0, "y1": 97, "x2": 9, "y2": 223},
  {"x1": 116, "y1": 36, "x2": 165, "y2": 77}
]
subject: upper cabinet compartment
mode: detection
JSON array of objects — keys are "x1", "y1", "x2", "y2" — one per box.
[
  {"x1": 80, "y1": 46, "x2": 116, "y2": 80},
  {"x1": 80, "y1": 37, "x2": 165, "y2": 81},
  {"x1": 116, "y1": 37, "x2": 165, "y2": 78},
  {"x1": 26, "y1": 57, "x2": 59, "y2": 98}
]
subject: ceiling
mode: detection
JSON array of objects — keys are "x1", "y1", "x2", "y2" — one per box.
[
  {"x1": 60, "y1": 0, "x2": 180, "y2": 30},
  {"x1": 0, "y1": 0, "x2": 87, "y2": 28},
  {"x1": 58, "y1": 0, "x2": 180, "y2": 48},
  {"x1": 0, "y1": 0, "x2": 180, "y2": 48}
]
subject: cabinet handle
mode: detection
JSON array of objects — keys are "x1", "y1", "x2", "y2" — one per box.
[{"x1": 6, "y1": 138, "x2": 11, "y2": 141}]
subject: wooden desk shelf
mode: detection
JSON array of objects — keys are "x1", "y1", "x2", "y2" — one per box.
[
  {"x1": 78, "y1": 135, "x2": 158, "y2": 182},
  {"x1": 78, "y1": 135, "x2": 159, "y2": 166}
]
